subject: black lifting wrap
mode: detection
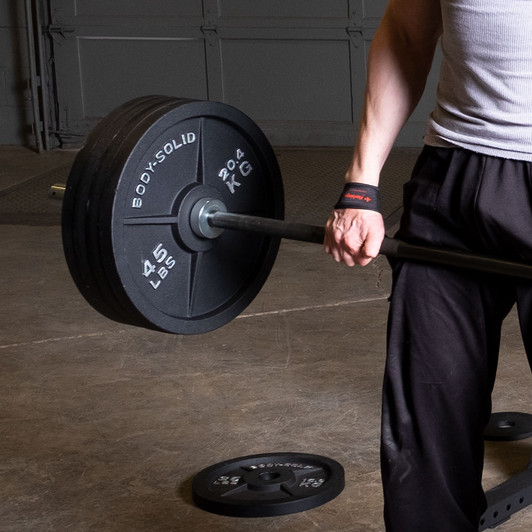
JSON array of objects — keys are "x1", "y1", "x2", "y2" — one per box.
[{"x1": 334, "y1": 183, "x2": 380, "y2": 212}]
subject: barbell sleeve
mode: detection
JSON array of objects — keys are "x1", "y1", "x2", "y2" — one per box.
[{"x1": 49, "y1": 184, "x2": 65, "y2": 201}]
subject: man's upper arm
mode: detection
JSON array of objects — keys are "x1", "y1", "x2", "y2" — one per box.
[{"x1": 384, "y1": 0, "x2": 443, "y2": 46}]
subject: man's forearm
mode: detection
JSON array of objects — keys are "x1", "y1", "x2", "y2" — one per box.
[{"x1": 347, "y1": 2, "x2": 442, "y2": 185}]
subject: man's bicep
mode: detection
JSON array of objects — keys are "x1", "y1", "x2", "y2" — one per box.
[{"x1": 384, "y1": 0, "x2": 443, "y2": 45}]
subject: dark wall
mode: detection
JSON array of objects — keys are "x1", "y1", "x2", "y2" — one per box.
[
  {"x1": 0, "y1": 1, "x2": 438, "y2": 149},
  {"x1": 0, "y1": 0, "x2": 33, "y2": 145}
]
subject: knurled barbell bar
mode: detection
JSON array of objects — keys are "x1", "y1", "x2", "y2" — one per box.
[{"x1": 55, "y1": 95, "x2": 532, "y2": 335}]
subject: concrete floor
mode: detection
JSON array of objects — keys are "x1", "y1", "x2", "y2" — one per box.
[{"x1": 1, "y1": 146, "x2": 531, "y2": 531}]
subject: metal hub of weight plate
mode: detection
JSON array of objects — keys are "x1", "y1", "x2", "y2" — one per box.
[
  {"x1": 62, "y1": 96, "x2": 284, "y2": 334},
  {"x1": 191, "y1": 453, "x2": 345, "y2": 517}
]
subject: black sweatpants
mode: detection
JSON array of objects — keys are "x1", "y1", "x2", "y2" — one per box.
[{"x1": 382, "y1": 146, "x2": 532, "y2": 531}]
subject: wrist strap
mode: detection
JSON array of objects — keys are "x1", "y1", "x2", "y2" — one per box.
[{"x1": 334, "y1": 183, "x2": 380, "y2": 212}]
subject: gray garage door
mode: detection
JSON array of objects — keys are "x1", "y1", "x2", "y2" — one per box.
[{"x1": 48, "y1": 0, "x2": 439, "y2": 146}]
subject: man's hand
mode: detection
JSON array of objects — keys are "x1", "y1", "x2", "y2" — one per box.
[{"x1": 324, "y1": 209, "x2": 385, "y2": 267}]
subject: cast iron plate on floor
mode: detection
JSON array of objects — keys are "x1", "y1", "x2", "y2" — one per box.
[
  {"x1": 192, "y1": 452, "x2": 344, "y2": 517},
  {"x1": 484, "y1": 412, "x2": 532, "y2": 441}
]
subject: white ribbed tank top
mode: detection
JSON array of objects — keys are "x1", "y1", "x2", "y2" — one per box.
[{"x1": 424, "y1": 0, "x2": 532, "y2": 161}]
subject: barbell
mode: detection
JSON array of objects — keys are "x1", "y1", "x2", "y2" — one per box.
[{"x1": 57, "y1": 95, "x2": 532, "y2": 334}]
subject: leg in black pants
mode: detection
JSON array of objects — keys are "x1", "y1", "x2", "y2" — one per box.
[
  {"x1": 382, "y1": 262, "x2": 514, "y2": 530},
  {"x1": 381, "y1": 147, "x2": 532, "y2": 531}
]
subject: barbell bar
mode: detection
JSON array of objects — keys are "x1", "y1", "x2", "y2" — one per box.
[
  {"x1": 55, "y1": 95, "x2": 532, "y2": 335},
  {"x1": 185, "y1": 195, "x2": 532, "y2": 279},
  {"x1": 205, "y1": 208, "x2": 532, "y2": 280},
  {"x1": 53, "y1": 187, "x2": 532, "y2": 279},
  {"x1": 188, "y1": 198, "x2": 532, "y2": 280}
]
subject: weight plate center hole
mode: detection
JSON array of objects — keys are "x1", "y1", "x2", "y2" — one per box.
[
  {"x1": 496, "y1": 419, "x2": 516, "y2": 429},
  {"x1": 260, "y1": 471, "x2": 282, "y2": 481},
  {"x1": 244, "y1": 468, "x2": 295, "y2": 492}
]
